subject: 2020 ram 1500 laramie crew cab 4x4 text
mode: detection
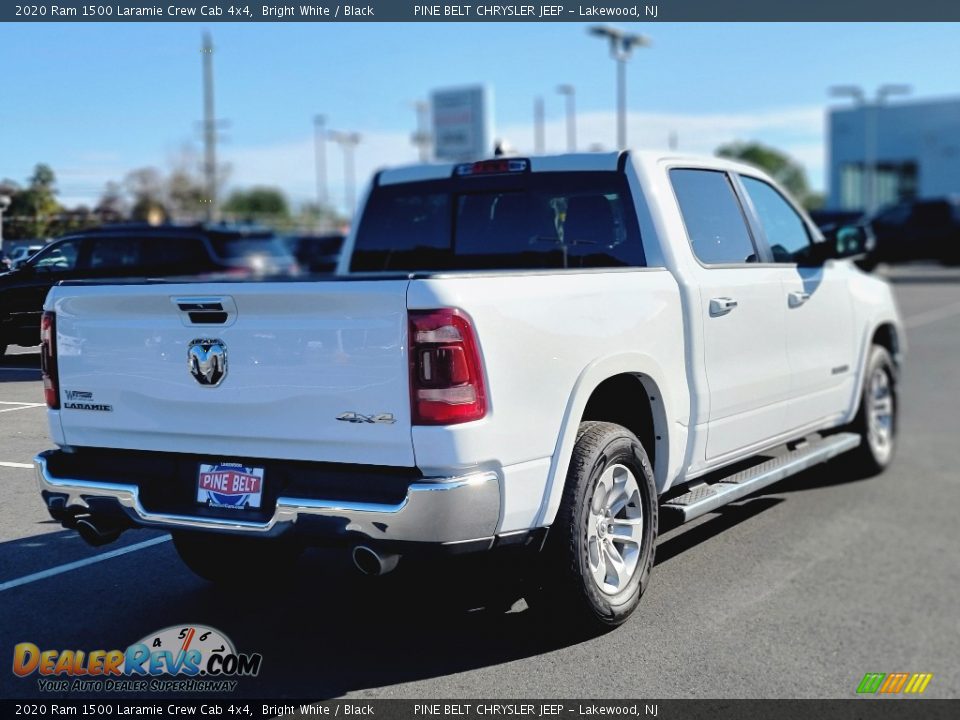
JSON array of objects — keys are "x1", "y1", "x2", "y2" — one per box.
[{"x1": 34, "y1": 152, "x2": 902, "y2": 629}]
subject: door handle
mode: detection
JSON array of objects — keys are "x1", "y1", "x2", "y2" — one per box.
[
  {"x1": 788, "y1": 291, "x2": 810, "y2": 308},
  {"x1": 709, "y1": 297, "x2": 738, "y2": 316}
]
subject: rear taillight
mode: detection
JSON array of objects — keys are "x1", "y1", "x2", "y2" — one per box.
[
  {"x1": 40, "y1": 311, "x2": 59, "y2": 409},
  {"x1": 409, "y1": 309, "x2": 486, "y2": 425}
]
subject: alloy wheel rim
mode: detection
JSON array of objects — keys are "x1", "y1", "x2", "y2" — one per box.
[
  {"x1": 868, "y1": 366, "x2": 894, "y2": 460},
  {"x1": 586, "y1": 463, "x2": 644, "y2": 595}
]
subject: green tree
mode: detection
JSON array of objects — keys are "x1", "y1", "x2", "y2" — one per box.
[
  {"x1": 223, "y1": 187, "x2": 290, "y2": 220},
  {"x1": 95, "y1": 181, "x2": 127, "y2": 221},
  {"x1": 716, "y1": 142, "x2": 814, "y2": 206},
  {"x1": 299, "y1": 201, "x2": 347, "y2": 233},
  {"x1": 7, "y1": 164, "x2": 61, "y2": 238}
]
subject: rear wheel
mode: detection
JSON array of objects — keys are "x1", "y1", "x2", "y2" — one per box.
[
  {"x1": 172, "y1": 531, "x2": 301, "y2": 586},
  {"x1": 845, "y1": 345, "x2": 898, "y2": 475},
  {"x1": 533, "y1": 421, "x2": 658, "y2": 632}
]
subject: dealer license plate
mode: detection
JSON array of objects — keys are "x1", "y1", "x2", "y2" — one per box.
[{"x1": 196, "y1": 463, "x2": 265, "y2": 510}]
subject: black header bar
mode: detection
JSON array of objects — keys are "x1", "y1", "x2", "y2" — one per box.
[
  {"x1": 1, "y1": 700, "x2": 959, "y2": 719},
  {"x1": 5, "y1": 1, "x2": 960, "y2": 22}
]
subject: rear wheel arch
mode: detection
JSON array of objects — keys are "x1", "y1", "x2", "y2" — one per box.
[{"x1": 536, "y1": 357, "x2": 678, "y2": 528}]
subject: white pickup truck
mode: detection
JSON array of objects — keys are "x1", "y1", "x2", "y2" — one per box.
[{"x1": 34, "y1": 152, "x2": 902, "y2": 629}]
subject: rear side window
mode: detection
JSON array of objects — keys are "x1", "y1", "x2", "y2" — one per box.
[
  {"x1": 351, "y1": 172, "x2": 645, "y2": 272},
  {"x1": 140, "y1": 237, "x2": 211, "y2": 272},
  {"x1": 209, "y1": 235, "x2": 290, "y2": 260},
  {"x1": 86, "y1": 237, "x2": 142, "y2": 271},
  {"x1": 670, "y1": 169, "x2": 758, "y2": 265}
]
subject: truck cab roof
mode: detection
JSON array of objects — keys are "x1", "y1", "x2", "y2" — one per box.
[{"x1": 376, "y1": 150, "x2": 768, "y2": 187}]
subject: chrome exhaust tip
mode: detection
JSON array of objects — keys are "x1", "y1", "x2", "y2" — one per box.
[
  {"x1": 74, "y1": 517, "x2": 123, "y2": 547},
  {"x1": 352, "y1": 545, "x2": 400, "y2": 576}
]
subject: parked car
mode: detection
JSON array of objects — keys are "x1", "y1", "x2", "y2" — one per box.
[
  {"x1": 33, "y1": 152, "x2": 902, "y2": 631},
  {"x1": 284, "y1": 233, "x2": 345, "y2": 274},
  {"x1": 866, "y1": 197, "x2": 960, "y2": 265},
  {"x1": 6, "y1": 244, "x2": 44, "y2": 270},
  {"x1": 0, "y1": 223, "x2": 296, "y2": 356}
]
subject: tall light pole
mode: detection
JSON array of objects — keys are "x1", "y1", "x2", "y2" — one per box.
[
  {"x1": 556, "y1": 84, "x2": 576, "y2": 152},
  {"x1": 314, "y1": 114, "x2": 328, "y2": 210},
  {"x1": 830, "y1": 83, "x2": 911, "y2": 214},
  {"x1": 201, "y1": 32, "x2": 219, "y2": 222},
  {"x1": 589, "y1": 26, "x2": 650, "y2": 151},
  {"x1": 328, "y1": 131, "x2": 362, "y2": 217},
  {"x1": 411, "y1": 101, "x2": 432, "y2": 163},
  {"x1": 534, "y1": 97, "x2": 545, "y2": 154}
]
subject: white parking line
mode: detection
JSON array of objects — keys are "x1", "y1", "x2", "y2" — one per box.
[
  {"x1": 0, "y1": 461, "x2": 33, "y2": 469},
  {"x1": 0, "y1": 535, "x2": 172, "y2": 593},
  {"x1": 0, "y1": 404, "x2": 44, "y2": 413}
]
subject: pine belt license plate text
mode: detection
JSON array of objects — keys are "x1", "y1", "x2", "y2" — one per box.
[{"x1": 197, "y1": 463, "x2": 265, "y2": 510}]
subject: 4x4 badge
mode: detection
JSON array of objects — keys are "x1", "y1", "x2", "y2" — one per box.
[
  {"x1": 337, "y1": 412, "x2": 396, "y2": 424},
  {"x1": 188, "y1": 338, "x2": 227, "y2": 387}
]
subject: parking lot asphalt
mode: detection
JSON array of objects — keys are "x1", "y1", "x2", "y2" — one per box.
[{"x1": 1, "y1": 266, "x2": 958, "y2": 700}]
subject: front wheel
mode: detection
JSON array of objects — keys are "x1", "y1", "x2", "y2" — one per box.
[
  {"x1": 534, "y1": 421, "x2": 658, "y2": 632},
  {"x1": 844, "y1": 345, "x2": 898, "y2": 475}
]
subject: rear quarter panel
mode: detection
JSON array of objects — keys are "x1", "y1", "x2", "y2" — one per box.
[{"x1": 408, "y1": 270, "x2": 688, "y2": 532}]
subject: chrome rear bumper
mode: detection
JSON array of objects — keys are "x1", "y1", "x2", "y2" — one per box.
[{"x1": 35, "y1": 451, "x2": 501, "y2": 547}]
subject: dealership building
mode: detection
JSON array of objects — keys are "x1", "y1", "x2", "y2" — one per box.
[{"x1": 827, "y1": 96, "x2": 960, "y2": 211}]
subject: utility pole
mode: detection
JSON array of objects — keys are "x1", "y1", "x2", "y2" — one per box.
[
  {"x1": 314, "y1": 114, "x2": 328, "y2": 209},
  {"x1": 589, "y1": 26, "x2": 651, "y2": 151},
  {"x1": 534, "y1": 97, "x2": 545, "y2": 154},
  {"x1": 411, "y1": 101, "x2": 432, "y2": 163},
  {"x1": 201, "y1": 32, "x2": 219, "y2": 222},
  {"x1": 556, "y1": 84, "x2": 576, "y2": 152},
  {"x1": 329, "y1": 131, "x2": 362, "y2": 216}
]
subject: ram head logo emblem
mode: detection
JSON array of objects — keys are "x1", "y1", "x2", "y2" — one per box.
[{"x1": 188, "y1": 338, "x2": 227, "y2": 387}]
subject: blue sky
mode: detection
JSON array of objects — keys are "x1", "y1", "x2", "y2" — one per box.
[{"x1": 1, "y1": 22, "x2": 958, "y2": 210}]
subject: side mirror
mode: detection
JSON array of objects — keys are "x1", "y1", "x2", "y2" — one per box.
[
  {"x1": 835, "y1": 224, "x2": 871, "y2": 258},
  {"x1": 813, "y1": 223, "x2": 872, "y2": 263}
]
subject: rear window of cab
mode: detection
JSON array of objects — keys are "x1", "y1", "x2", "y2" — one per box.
[{"x1": 350, "y1": 171, "x2": 645, "y2": 272}]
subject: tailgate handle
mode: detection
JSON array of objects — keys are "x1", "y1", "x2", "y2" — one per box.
[
  {"x1": 177, "y1": 302, "x2": 223, "y2": 312},
  {"x1": 173, "y1": 297, "x2": 235, "y2": 326},
  {"x1": 178, "y1": 302, "x2": 227, "y2": 324}
]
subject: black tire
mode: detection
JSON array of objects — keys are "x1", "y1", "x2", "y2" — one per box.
[
  {"x1": 534, "y1": 421, "x2": 658, "y2": 631},
  {"x1": 844, "y1": 345, "x2": 898, "y2": 476},
  {"x1": 172, "y1": 531, "x2": 301, "y2": 586}
]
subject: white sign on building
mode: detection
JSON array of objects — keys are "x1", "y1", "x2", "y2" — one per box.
[{"x1": 431, "y1": 85, "x2": 493, "y2": 162}]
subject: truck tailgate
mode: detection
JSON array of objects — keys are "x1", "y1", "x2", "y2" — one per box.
[{"x1": 48, "y1": 280, "x2": 415, "y2": 466}]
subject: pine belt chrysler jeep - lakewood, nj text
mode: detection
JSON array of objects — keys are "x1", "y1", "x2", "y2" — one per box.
[{"x1": 34, "y1": 152, "x2": 903, "y2": 628}]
